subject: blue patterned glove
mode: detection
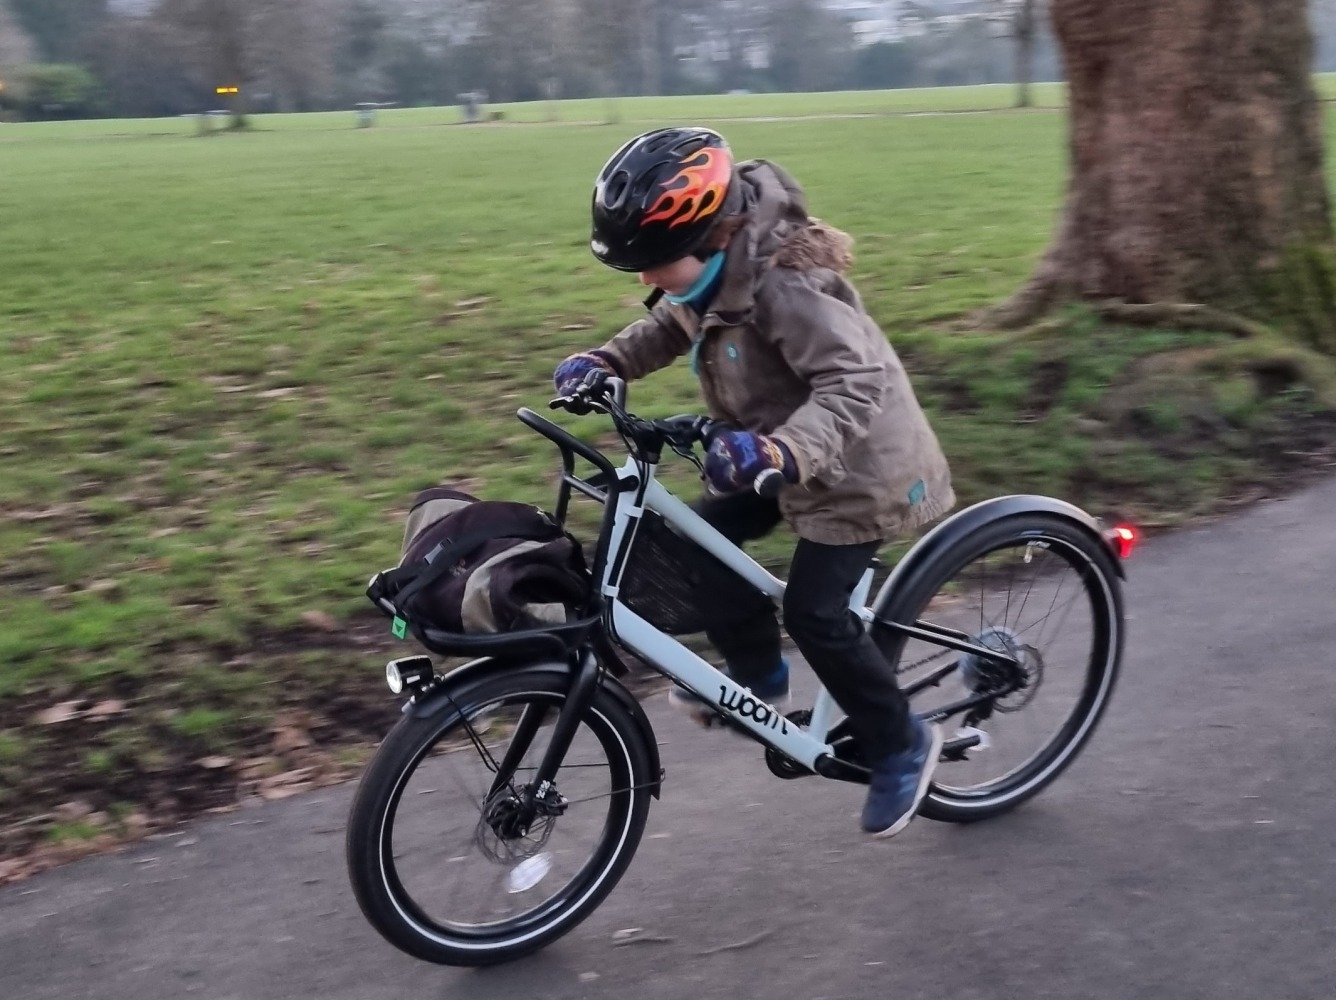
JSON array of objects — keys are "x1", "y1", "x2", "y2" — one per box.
[
  {"x1": 704, "y1": 430, "x2": 798, "y2": 494},
  {"x1": 553, "y1": 351, "x2": 618, "y2": 397}
]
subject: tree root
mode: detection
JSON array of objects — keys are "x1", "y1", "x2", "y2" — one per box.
[
  {"x1": 971, "y1": 292, "x2": 1281, "y2": 341},
  {"x1": 970, "y1": 273, "x2": 1066, "y2": 329},
  {"x1": 1091, "y1": 301, "x2": 1277, "y2": 339}
]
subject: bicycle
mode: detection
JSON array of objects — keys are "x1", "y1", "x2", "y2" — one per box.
[{"x1": 345, "y1": 373, "x2": 1133, "y2": 966}]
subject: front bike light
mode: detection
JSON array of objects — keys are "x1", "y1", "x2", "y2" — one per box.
[{"x1": 386, "y1": 655, "x2": 434, "y2": 695}]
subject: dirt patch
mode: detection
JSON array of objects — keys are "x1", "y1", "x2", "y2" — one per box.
[{"x1": 0, "y1": 625, "x2": 672, "y2": 885}]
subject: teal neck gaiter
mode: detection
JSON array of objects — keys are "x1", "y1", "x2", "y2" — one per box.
[{"x1": 663, "y1": 251, "x2": 726, "y2": 311}]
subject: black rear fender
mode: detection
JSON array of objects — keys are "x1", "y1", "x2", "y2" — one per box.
[{"x1": 874, "y1": 494, "x2": 1125, "y2": 623}]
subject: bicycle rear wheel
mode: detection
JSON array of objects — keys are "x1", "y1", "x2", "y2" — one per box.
[
  {"x1": 874, "y1": 513, "x2": 1124, "y2": 822},
  {"x1": 345, "y1": 669, "x2": 653, "y2": 965}
]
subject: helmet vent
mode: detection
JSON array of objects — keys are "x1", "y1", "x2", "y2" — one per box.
[{"x1": 604, "y1": 171, "x2": 630, "y2": 208}]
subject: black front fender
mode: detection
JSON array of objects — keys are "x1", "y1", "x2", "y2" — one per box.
[
  {"x1": 874, "y1": 494, "x2": 1125, "y2": 621},
  {"x1": 407, "y1": 655, "x2": 662, "y2": 799}
]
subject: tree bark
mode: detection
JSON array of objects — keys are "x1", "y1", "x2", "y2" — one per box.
[{"x1": 995, "y1": 0, "x2": 1335, "y2": 344}]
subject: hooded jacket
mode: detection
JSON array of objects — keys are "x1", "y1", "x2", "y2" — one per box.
[{"x1": 597, "y1": 158, "x2": 955, "y2": 545}]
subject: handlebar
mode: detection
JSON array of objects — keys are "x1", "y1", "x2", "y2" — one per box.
[{"x1": 548, "y1": 373, "x2": 783, "y2": 497}]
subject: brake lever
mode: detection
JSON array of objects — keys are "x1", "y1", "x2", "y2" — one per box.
[{"x1": 549, "y1": 395, "x2": 586, "y2": 413}]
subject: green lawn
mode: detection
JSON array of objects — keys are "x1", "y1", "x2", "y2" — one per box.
[{"x1": 2, "y1": 86, "x2": 1333, "y2": 855}]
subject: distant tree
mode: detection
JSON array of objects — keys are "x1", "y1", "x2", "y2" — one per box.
[
  {"x1": 469, "y1": 0, "x2": 553, "y2": 102},
  {"x1": 0, "y1": 2, "x2": 37, "y2": 69},
  {"x1": 87, "y1": 11, "x2": 206, "y2": 117},
  {"x1": 766, "y1": 0, "x2": 856, "y2": 92},
  {"x1": 6, "y1": 0, "x2": 106, "y2": 64},
  {"x1": 157, "y1": 0, "x2": 252, "y2": 125},
  {"x1": 248, "y1": 0, "x2": 340, "y2": 112},
  {"x1": 997, "y1": 0, "x2": 1041, "y2": 107},
  {"x1": 854, "y1": 42, "x2": 914, "y2": 90},
  {"x1": 901, "y1": 0, "x2": 1045, "y2": 101},
  {"x1": 15, "y1": 62, "x2": 101, "y2": 118},
  {"x1": 157, "y1": 0, "x2": 342, "y2": 124},
  {"x1": 715, "y1": 0, "x2": 769, "y2": 93}
]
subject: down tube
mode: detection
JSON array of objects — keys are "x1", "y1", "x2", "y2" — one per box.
[
  {"x1": 610, "y1": 602, "x2": 831, "y2": 770},
  {"x1": 641, "y1": 479, "x2": 786, "y2": 600}
]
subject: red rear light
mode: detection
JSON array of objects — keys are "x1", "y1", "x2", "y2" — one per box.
[{"x1": 1108, "y1": 524, "x2": 1138, "y2": 560}]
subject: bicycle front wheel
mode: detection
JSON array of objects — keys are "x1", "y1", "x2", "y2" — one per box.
[
  {"x1": 345, "y1": 669, "x2": 653, "y2": 966},
  {"x1": 874, "y1": 513, "x2": 1125, "y2": 823}
]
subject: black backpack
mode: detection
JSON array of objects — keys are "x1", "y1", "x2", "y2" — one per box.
[{"x1": 371, "y1": 487, "x2": 591, "y2": 637}]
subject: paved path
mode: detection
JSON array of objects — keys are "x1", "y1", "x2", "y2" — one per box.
[{"x1": 5, "y1": 479, "x2": 1336, "y2": 999}]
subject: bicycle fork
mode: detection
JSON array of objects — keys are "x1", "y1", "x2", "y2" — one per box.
[{"x1": 486, "y1": 650, "x2": 602, "y2": 829}]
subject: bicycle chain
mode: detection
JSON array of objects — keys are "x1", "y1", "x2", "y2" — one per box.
[{"x1": 895, "y1": 648, "x2": 953, "y2": 676}]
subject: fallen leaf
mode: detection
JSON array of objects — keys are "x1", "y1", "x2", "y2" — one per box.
[
  {"x1": 258, "y1": 779, "x2": 308, "y2": 801},
  {"x1": 86, "y1": 700, "x2": 126, "y2": 720},
  {"x1": 122, "y1": 811, "x2": 151, "y2": 835},
  {"x1": 300, "y1": 610, "x2": 339, "y2": 633},
  {"x1": 197, "y1": 755, "x2": 233, "y2": 770},
  {"x1": 239, "y1": 756, "x2": 280, "y2": 779},
  {"x1": 272, "y1": 726, "x2": 312, "y2": 755},
  {"x1": 54, "y1": 801, "x2": 93, "y2": 821},
  {"x1": 257, "y1": 387, "x2": 299, "y2": 399},
  {"x1": 454, "y1": 296, "x2": 492, "y2": 309},
  {"x1": 36, "y1": 702, "x2": 83, "y2": 725}
]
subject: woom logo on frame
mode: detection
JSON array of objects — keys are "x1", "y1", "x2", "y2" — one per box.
[{"x1": 716, "y1": 686, "x2": 789, "y2": 734}]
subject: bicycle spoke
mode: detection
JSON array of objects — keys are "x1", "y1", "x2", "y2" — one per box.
[{"x1": 1007, "y1": 552, "x2": 1048, "y2": 631}]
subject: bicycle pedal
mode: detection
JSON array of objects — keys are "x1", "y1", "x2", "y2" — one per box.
[{"x1": 940, "y1": 726, "x2": 991, "y2": 761}]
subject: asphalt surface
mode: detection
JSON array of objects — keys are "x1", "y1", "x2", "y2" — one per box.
[{"x1": 4, "y1": 477, "x2": 1336, "y2": 999}]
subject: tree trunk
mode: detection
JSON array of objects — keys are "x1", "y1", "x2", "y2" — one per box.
[
  {"x1": 996, "y1": 0, "x2": 1335, "y2": 347},
  {"x1": 1013, "y1": 0, "x2": 1036, "y2": 108}
]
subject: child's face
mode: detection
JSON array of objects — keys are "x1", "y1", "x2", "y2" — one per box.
[{"x1": 638, "y1": 255, "x2": 706, "y2": 296}]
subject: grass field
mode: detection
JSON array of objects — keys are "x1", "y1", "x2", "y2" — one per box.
[{"x1": 3, "y1": 84, "x2": 1335, "y2": 862}]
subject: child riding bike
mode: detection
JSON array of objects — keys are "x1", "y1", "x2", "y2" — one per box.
[{"x1": 553, "y1": 126, "x2": 956, "y2": 838}]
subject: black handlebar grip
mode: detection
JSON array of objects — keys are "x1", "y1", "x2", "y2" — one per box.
[{"x1": 754, "y1": 468, "x2": 785, "y2": 499}]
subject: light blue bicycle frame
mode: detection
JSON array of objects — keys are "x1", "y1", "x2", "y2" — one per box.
[{"x1": 598, "y1": 456, "x2": 874, "y2": 771}]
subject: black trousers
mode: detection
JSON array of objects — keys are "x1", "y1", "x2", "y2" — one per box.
[{"x1": 692, "y1": 490, "x2": 915, "y2": 759}]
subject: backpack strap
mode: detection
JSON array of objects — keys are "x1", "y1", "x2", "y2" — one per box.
[{"x1": 387, "y1": 522, "x2": 561, "y2": 622}]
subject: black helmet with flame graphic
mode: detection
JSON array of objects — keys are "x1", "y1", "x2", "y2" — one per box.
[{"x1": 590, "y1": 127, "x2": 735, "y2": 272}]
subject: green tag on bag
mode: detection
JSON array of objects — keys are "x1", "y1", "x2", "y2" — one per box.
[{"x1": 391, "y1": 616, "x2": 408, "y2": 639}]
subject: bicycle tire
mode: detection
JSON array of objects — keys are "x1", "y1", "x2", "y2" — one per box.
[
  {"x1": 345, "y1": 668, "x2": 653, "y2": 965},
  {"x1": 874, "y1": 513, "x2": 1125, "y2": 823}
]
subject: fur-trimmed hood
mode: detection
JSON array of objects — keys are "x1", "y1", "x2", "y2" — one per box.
[{"x1": 733, "y1": 159, "x2": 855, "y2": 275}]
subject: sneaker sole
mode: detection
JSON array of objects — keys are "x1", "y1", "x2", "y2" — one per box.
[{"x1": 870, "y1": 722, "x2": 946, "y2": 839}]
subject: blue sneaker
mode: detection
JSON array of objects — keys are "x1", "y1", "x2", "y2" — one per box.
[
  {"x1": 669, "y1": 660, "x2": 791, "y2": 728},
  {"x1": 861, "y1": 716, "x2": 945, "y2": 838}
]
